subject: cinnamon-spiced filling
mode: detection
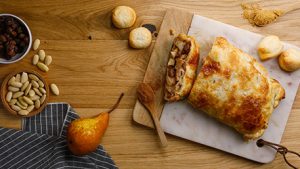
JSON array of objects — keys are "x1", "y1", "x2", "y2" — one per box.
[{"x1": 165, "y1": 39, "x2": 191, "y2": 99}]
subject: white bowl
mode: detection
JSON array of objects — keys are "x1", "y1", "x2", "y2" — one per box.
[{"x1": 0, "y1": 14, "x2": 32, "y2": 64}]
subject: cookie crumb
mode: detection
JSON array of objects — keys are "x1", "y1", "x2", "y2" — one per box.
[
  {"x1": 241, "y1": 3, "x2": 284, "y2": 27},
  {"x1": 169, "y1": 29, "x2": 175, "y2": 36}
]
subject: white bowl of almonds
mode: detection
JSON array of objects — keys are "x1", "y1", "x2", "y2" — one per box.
[{"x1": 1, "y1": 70, "x2": 49, "y2": 117}]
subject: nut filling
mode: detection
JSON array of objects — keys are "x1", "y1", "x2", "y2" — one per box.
[{"x1": 165, "y1": 39, "x2": 191, "y2": 100}]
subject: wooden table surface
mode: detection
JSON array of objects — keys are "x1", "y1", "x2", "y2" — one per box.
[{"x1": 0, "y1": 0, "x2": 299, "y2": 168}]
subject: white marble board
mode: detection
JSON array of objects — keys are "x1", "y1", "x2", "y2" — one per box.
[{"x1": 160, "y1": 15, "x2": 300, "y2": 163}]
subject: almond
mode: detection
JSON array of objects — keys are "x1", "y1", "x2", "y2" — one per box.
[
  {"x1": 6, "y1": 91, "x2": 12, "y2": 102},
  {"x1": 38, "y1": 50, "x2": 46, "y2": 61},
  {"x1": 11, "y1": 105, "x2": 21, "y2": 111},
  {"x1": 33, "y1": 39, "x2": 40, "y2": 51},
  {"x1": 45, "y1": 55, "x2": 52, "y2": 66},
  {"x1": 21, "y1": 81, "x2": 29, "y2": 92},
  {"x1": 37, "y1": 62, "x2": 49, "y2": 72},
  {"x1": 27, "y1": 105, "x2": 35, "y2": 113},
  {"x1": 21, "y1": 72, "x2": 28, "y2": 83},
  {"x1": 15, "y1": 74, "x2": 21, "y2": 82},
  {"x1": 8, "y1": 86, "x2": 19, "y2": 92},
  {"x1": 23, "y1": 96, "x2": 34, "y2": 105},
  {"x1": 8, "y1": 76, "x2": 16, "y2": 85},
  {"x1": 32, "y1": 54, "x2": 39, "y2": 65},
  {"x1": 50, "y1": 83, "x2": 59, "y2": 96},
  {"x1": 29, "y1": 74, "x2": 39, "y2": 81},
  {"x1": 13, "y1": 92, "x2": 24, "y2": 99},
  {"x1": 35, "y1": 100, "x2": 41, "y2": 109},
  {"x1": 11, "y1": 81, "x2": 22, "y2": 88},
  {"x1": 18, "y1": 110, "x2": 29, "y2": 116}
]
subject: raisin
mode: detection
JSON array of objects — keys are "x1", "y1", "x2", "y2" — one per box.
[
  {"x1": 10, "y1": 40, "x2": 16, "y2": 46},
  {"x1": 17, "y1": 27, "x2": 23, "y2": 33},
  {"x1": 0, "y1": 16, "x2": 29, "y2": 59},
  {"x1": 15, "y1": 38, "x2": 20, "y2": 44},
  {"x1": 7, "y1": 48, "x2": 15, "y2": 57},
  {"x1": 19, "y1": 41, "x2": 26, "y2": 47},
  {"x1": 5, "y1": 18, "x2": 13, "y2": 26},
  {"x1": 7, "y1": 27, "x2": 13, "y2": 33},
  {"x1": 168, "y1": 67, "x2": 175, "y2": 77},
  {"x1": 11, "y1": 31, "x2": 17, "y2": 37},
  {"x1": 0, "y1": 35, "x2": 7, "y2": 42},
  {"x1": 14, "y1": 46, "x2": 19, "y2": 53},
  {"x1": 11, "y1": 23, "x2": 18, "y2": 30},
  {"x1": 182, "y1": 62, "x2": 187, "y2": 71},
  {"x1": 18, "y1": 33, "x2": 25, "y2": 39},
  {"x1": 182, "y1": 42, "x2": 191, "y2": 55},
  {"x1": 175, "y1": 51, "x2": 181, "y2": 58},
  {"x1": 23, "y1": 37, "x2": 29, "y2": 43}
]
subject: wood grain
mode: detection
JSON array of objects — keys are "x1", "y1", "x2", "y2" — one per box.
[
  {"x1": 0, "y1": 40, "x2": 153, "y2": 109},
  {"x1": 133, "y1": 8, "x2": 193, "y2": 128},
  {"x1": 0, "y1": 0, "x2": 299, "y2": 168}
]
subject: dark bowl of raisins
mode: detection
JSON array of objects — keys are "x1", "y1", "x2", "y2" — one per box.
[{"x1": 0, "y1": 14, "x2": 32, "y2": 64}]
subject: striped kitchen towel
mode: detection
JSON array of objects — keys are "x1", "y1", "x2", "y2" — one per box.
[{"x1": 0, "y1": 103, "x2": 118, "y2": 169}]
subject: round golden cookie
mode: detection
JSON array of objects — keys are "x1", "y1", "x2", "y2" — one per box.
[
  {"x1": 112, "y1": 6, "x2": 136, "y2": 29},
  {"x1": 278, "y1": 49, "x2": 300, "y2": 72},
  {"x1": 129, "y1": 27, "x2": 152, "y2": 49}
]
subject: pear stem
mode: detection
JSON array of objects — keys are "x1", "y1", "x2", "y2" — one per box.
[{"x1": 107, "y1": 93, "x2": 124, "y2": 114}]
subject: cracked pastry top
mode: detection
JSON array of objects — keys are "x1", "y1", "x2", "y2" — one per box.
[
  {"x1": 188, "y1": 37, "x2": 285, "y2": 140},
  {"x1": 164, "y1": 34, "x2": 200, "y2": 102}
]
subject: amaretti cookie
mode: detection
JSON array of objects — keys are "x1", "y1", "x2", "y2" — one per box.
[
  {"x1": 129, "y1": 27, "x2": 152, "y2": 49},
  {"x1": 112, "y1": 6, "x2": 136, "y2": 29}
]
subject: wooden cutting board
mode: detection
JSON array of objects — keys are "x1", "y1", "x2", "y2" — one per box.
[
  {"x1": 132, "y1": 8, "x2": 193, "y2": 128},
  {"x1": 132, "y1": 8, "x2": 300, "y2": 163}
]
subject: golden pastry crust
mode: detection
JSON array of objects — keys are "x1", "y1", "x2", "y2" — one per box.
[
  {"x1": 188, "y1": 37, "x2": 285, "y2": 140},
  {"x1": 129, "y1": 27, "x2": 152, "y2": 49},
  {"x1": 112, "y1": 6, "x2": 136, "y2": 29},
  {"x1": 164, "y1": 34, "x2": 200, "y2": 102}
]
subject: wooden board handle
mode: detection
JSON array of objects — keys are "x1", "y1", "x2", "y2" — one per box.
[{"x1": 151, "y1": 113, "x2": 168, "y2": 147}]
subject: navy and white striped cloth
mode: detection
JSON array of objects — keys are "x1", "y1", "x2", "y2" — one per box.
[{"x1": 0, "y1": 103, "x2": 118, "y2": 169}]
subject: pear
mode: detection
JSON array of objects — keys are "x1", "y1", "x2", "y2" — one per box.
[{"x1": 67, "y1": 93, "x2": 124, "y2": 156}]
